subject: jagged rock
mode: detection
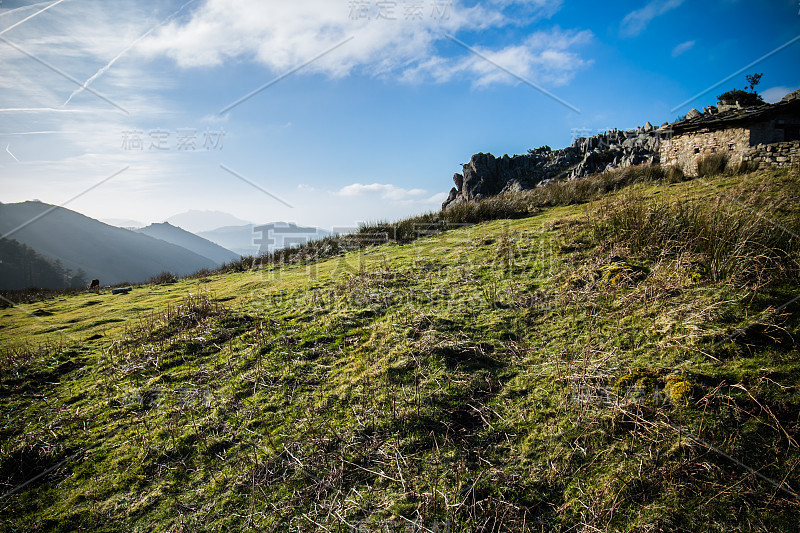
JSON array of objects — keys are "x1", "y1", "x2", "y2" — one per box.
[
  {"x1": 686, "y1": 108, "x2": 702, "y2": 119},
  {"x1": 442, "y1": 127, "x2": 664, "y2": 209}
]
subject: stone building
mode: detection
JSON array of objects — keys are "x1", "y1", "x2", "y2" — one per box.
[{"x1": 659, "y1": 90, "x2": 800, "y2": 174}]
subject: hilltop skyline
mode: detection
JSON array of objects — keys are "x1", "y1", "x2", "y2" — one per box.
[{"x1": 1, "y1": 0, "x2": 799, "y2": 230}]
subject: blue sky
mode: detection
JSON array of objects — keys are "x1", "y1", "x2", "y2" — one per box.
[{"x1": 1, "y1": 0, "x2": 799, "y2": 231}]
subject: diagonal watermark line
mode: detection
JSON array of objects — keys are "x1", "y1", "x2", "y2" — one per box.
[
  {"x1": 444, "y1": 33, "x2": 581, "y2": 114},
  {"x1": 621, "y1": 407, "x2": 799, "y2": 500},
  {"x1": 708, "y1": 293, "x2": 800, "y2": 350},
  {"x1": 0, "y1": 35, "x2": 129, "y2": 115},
  {"x1": 1, "y1": 166, "x2": 130, "y2": 240},
  {"x1": 0, "y1": 446, "x2": 85, "y2": 499},
  {"x1": 219, "y1": 36, "x2": 355, "y2": 115},
  {"x1": 671, "y1": 34, "x2": 800, "y2": 113},
  {"x1": 219, "y1": 164, "x2": 294, "y2": 208},
  {"x1": 0, "y1": 0, "x2": 67, "y2": 37},
  {"x1": 662, "y1": 419, "x2": 800, "y2": 500}
]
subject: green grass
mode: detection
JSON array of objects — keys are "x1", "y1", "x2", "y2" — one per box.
[{"x1": 1, "y1": 168, "x2": 799, "y2": 532}]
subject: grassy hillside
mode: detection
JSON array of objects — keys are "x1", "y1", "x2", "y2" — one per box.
[{"x1": 1, "y1": 167, "x2": 799, "y2": 532}]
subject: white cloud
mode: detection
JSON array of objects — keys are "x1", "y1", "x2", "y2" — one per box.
[
  {"x1": 337, "y1": 183, "x2": 429, "y2": 201},
  {"x1": 761, "y1": 85, "x2": 800, "y2": 104},
  {"x1": 671, "y1": 40, "x2": 695, "y2": 57},
  {"x1": 139, "y1": 0, "x2": 587, "y2": 88},
  {"x1": 423, "y1": 28, "x2": 594, "y2": 87},
  {"x1": 621, "y1": 0, "x2": 685, "y2": 37}
]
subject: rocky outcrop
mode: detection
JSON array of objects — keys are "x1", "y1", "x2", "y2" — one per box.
[{"x1": 443, "y1": 127, "x2": 663, "y2": 209}]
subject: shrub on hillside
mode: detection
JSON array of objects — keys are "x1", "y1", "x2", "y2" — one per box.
[
  {"x1": 149, "y1": 271, "x2": 178, "y2": 285},
  {"x1": 717, "y1": 88, "x2": 764, "y2": 107}
]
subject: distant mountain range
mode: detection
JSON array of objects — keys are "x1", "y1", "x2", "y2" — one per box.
[
  {"x1": 102, "y1": 218, "x2": 144, "y2": 229},
  {"x1": 0, "y1": 203, "x2": 332, "y2": 289},
  {"x1": 199, "y1": 223, "x2": 330, "y2": 257},
  {"x1": 136, "y1": 222, "x2": 240, "y2": 265},
  {"x1": 165, "y1": 210, "x2": 252, "y2": 234},
  {"x1": 0, "y1": 202, "x2": 218, "y2": 288}
]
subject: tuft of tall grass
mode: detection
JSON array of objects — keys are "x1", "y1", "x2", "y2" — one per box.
[
  {"x1": 592, "y1": 191, "x2": 800, "y2": 284},
  {"x1": 696, "y1": 154, "x2": 729, "y2": 177},
  {"x1": 727, "y1": 159, "x2": 760, "y2": 175},
  {"x1": 122, "y1": 292, "x2": 230, "y2": 343},
  {"x1": 0, "y1": 339, "x2": 66, "y2": 372}
]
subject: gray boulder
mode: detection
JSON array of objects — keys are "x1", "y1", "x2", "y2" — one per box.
[{"x1": 686, "y1": 108, "x2": 702, "y2": 119}]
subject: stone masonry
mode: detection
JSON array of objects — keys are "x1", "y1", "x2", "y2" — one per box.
[
  {"x1": 743, "y1": 141, "x2": 800, "y2": 168},
  {"x1": 659, "y1": 127, "x2": 750, "y2": 175}
]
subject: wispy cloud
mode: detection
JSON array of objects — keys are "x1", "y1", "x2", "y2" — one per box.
[
  {"x1": 621, "y1": 0, "x2": 685, "y2": 37},
  {"x1": 671, "y1": 39, "x2": 695, "y2": 57},
  {"x1": 338, "y1": 183, "x2": 428, "y2": 202}
]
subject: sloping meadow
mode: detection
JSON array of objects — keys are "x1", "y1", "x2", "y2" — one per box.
[{"x1": 1, "y1": 167, "x2": 799, "y2": 531}]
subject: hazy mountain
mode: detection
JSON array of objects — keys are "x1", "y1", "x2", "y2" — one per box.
[
  {"x1": 197, "y1": 225, "x2": 259, "y2": 257},
  {"x1": 136, "y1": 222, "x2": 240, "y2": 265},
  {"x1": 0, "y1": 201, "x2": 218, "y2": 287},
  {"x1": 102, "y1": 218, "x2": 144, "y2": 229},
  {"x1": 165, "y1": 210, "x2": 252, "y2": 234},
  {"x1": 199, "y1": 223, "x2": 330, "y2": 257}
]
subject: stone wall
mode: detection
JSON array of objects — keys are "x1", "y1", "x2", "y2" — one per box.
[
  {"x1": 658, "y1": 127, "x2": 750, "y2": 175},
  {"x1": 743, "y1": 141, "x2": 800, "y2": 168}
]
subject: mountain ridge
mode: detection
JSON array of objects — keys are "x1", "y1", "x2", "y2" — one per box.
[
  {"x1": 136, "y1": 222, "x2": 240, "y2": 266},
  {"x1": 0, "y1": 201, "x2": 217, "y2": 287}
]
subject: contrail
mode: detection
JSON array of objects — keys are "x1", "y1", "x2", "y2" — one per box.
[
  {"x1": 63, "y1": 0, "x2": 197, "y2": 107},
  {"x1": 0, "y1": 0, "x2": 67, "y2": 37},
  {"x1": 0, "y1": 1, "x2": 54, "y2": 18},
  {"x1": 0, "y1": 107, "x2": 88, "y2": 113},
  {"x1": 0, "y1": 130, "x2": 65, "y2": 135},
  {"x1": 6, "y1": 144, "x2": 20, "y2": 162}
]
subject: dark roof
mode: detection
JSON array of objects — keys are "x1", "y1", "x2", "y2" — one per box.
[{"x1": 669, "y1": 97, "x2": 800, "y2": 134}]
